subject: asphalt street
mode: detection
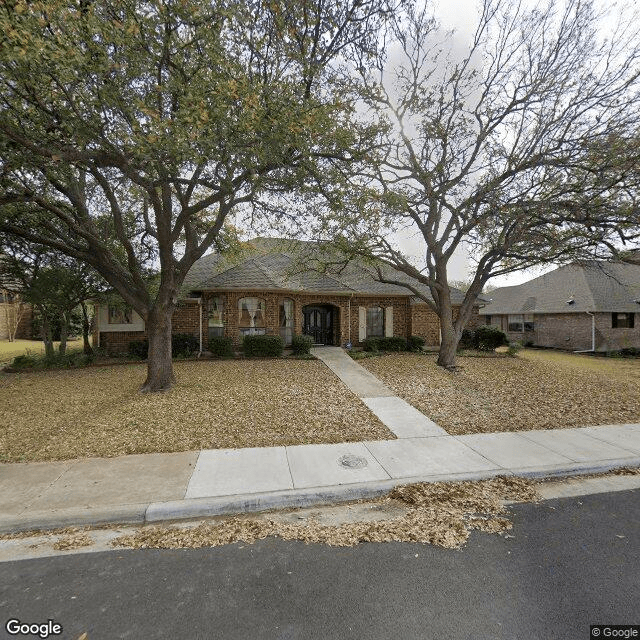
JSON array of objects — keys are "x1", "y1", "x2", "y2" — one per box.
[{"x1": 1, "y1": 489, "x2": 638, "y2": 640}]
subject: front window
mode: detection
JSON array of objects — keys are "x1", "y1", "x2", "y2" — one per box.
[
  {"x1": 239, "y1": 297, "x2": 266, "y2": 336},
  {"x1": 367, "y1": 306, "x2": 384, "y2": 338},
  {"x1": 612, "y1": 312, "x2": 634, "y2": 328},
  {"x1": 523, "y1": 314, "x2": 535, "y2": 331},
  {"x1": 279, "y1": 298, "x2": 294, "y2": 345},
  {"x1": 507, "y1": 314, "x2": 524, "y2": 332},
  {"x1": 108, "y1": 305, "x2": 132, "y2": 324},
  {"x1": 207, "y1": 296, "x2": 224, "y2": 339}
]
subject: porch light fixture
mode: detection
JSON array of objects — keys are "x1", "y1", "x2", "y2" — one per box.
[{"x1": 566, "y1": 298, "x2": 575, "y2": 305}]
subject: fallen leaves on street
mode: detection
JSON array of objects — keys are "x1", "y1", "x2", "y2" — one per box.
[{"x1": 111, "y1": 476, "x2": 538, "y2": 550}]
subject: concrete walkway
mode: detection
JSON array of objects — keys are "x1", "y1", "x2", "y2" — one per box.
[
  {"x1": 2, "y1": 348, "x2": 640, "y2": 533},
  {"x1": 312, "y1": 347, "x2": 446, "y2": 438}
]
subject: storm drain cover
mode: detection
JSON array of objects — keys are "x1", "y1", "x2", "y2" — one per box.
[{"x1": 338, "y1": 454, "x2": 369, "y2": 469}]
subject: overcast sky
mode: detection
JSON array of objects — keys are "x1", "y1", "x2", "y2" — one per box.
[{"x1": 391, "y1": 0, "x2": 620, "y2": 289}]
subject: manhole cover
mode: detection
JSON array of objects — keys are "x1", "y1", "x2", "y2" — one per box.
[{"x1": 338, "y1": 454, "x2": 368, "y2": 469}]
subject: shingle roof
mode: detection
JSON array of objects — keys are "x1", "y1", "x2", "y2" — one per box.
[
  {"x1": 479, "y1": 261, "x2": 640, "y2": 315},
  {"x1": 182, "y1": 237, "x2": 467, "y2": 304}
]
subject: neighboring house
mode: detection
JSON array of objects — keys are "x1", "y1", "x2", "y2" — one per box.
[
  {"x1": 0, "y1": 289, "x2": 32, "y2": 341},
  {"x1": 480, "y1": 261, "x2": 640, "y2": 352},
  {"x1": 93, "y1": 237, "x2": 482, "y2": 354},
  {"x1": 0, "y1": 255, "x2": 33, "y2": 341}
]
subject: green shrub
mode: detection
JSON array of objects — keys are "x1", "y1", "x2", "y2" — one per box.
[
  {"x1": 208, "y1": 336, "x2": 234, "y2": 358},
  {"x1": 172, "y1": 333, "x2": 199, "y2": 357},
  {"x1": 242, "y1": 334, "x2": 284, "y2": 357},
  {"x1": 11, "y1": 351, "x2": 94, "y2": 370},
  {"x1": 506, "y1": 342, "x2": 522, "y2": 357},
  {"x1": 473, "y1": 325, "x2": 509, "y2": 351},
  {"x1": 128, "y1": 340, "x2": 149, "y2": 359},
  {"x1": 407, "y1": 335, "x2": 426, "y2": 352},
  {"x1": 291, "y1": 334, "x2": 313, "y2": 355},
  {"x1": 458, "y1": 329, "x2": 475, "y2": 350},
  {"x1": 362, "y1": 337, "x2": 381, "y2": 352},
  {"x1": 377, "y1": 336, "x2": 409, "y2": 352},
  {"x1": 363, "y1": 336, "x2": 409, "y2": 352},
  {"x1": 11, "y1": 354, "x2": 40, "y2": 369}
]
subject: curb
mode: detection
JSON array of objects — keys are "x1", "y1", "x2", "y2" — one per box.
[
  {"x1": 3, "y1": 459, "x2": 639, "y2": 535},
  {"x1": 0, "y1": 504, "x2": 147, "y2": 535}
]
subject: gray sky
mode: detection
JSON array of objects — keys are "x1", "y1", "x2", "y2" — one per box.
[{"x1": 392, "y1": 0, "x2": 625, "y2": 289}]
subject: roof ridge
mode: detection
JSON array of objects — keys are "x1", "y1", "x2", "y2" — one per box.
[
  {"x1": 576, "y1": 265, "x2": 597, "y2": 310},
  {"x1": 250, "y1": 256, "x2": 285, "y2": 289}
]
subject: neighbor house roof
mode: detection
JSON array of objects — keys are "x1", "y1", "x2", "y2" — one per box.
[
  {"x1": 182, "y1": 237, "x2": 468, "y2": 304},
  {"x1": 479, "y1": 261, "x2": 640, "y2": 315}
]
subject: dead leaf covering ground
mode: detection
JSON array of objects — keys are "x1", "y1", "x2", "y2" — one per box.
[
  {"x1": 111, "y1": 476, "x2": 538, "y2": 550},
  {"x1": 360, "y1": 351, "x2": 640, "y2": 435},
  {"x1": 0, "y1": 360, "x2": 392, "y2": 462}
]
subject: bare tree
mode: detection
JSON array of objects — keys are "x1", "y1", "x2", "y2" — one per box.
[
  {"x1": 1, "y1": 288, "x2": 26, "y2": 342},
  {"x1": 318, "y1": 0, "x2": 640, "y2": 368}
]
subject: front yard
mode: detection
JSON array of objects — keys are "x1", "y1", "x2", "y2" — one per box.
[
  {"x1": 360, "y1": 350, "x2": 640, "y2": 435},
  {"x1": 0, "y1": 339, "x2": 83, "y2": 364},
  {"x1": 0, "y1": 360, "x2": 393, "y2": 462}
]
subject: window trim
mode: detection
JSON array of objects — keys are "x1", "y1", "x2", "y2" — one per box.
[
  {"x1": 279, "y1": 298, "x2": 294, "y2": 345},
  {"x1": 108, "y1": 305, "x2": 133, "y2": 325},
  {"x1": 507, "y1": 314, "x2": 524, "y2": 332},
  {"x1": 612, "y1": 312, "x2": 635, "y2": 329},
  {"x1": 238, "y1": 297, "x2": 266, "y2": 332},
  {"x1": 366, "y1": 306, "x2": 384, "y2": 338}
]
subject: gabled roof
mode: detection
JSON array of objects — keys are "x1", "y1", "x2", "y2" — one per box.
[
  {"x1": 182, "y1": 237, "x2": 468, "y2": 304},
  {"x1": 480, "y1": 261, "x2": 640, "y2": 315}
]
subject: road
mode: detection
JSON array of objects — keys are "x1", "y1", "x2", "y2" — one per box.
[{"x1": 1, "y1": 489, "x2": 638, "y2": 640}]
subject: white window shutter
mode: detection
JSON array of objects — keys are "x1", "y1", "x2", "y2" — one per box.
[
  {"x1": 385, "y1": 306, "x2": 393, "y2": 337},
  {"x1": 358, "y1": 307, "x2": 367, "y2": 341}
]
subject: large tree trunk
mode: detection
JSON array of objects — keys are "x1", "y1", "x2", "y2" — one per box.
[
  {"x1": 40, "y1": 313, "x2": 55, "y2": 358},
  {"x1": 58, "y1": 312, "x2": 68, "y2": 355},
  {"x1": 437, "y1": 310, "x2": 460, "y2": 370},
  {"x1": 141, "y1": 302, "x2": 175, "y2": 393},
  {"x1": 81, "y1": 301, "x2": 93, "y2": 355}
]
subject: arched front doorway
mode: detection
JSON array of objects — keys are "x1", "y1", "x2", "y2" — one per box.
[{"x1": 302, "y1": 304, "x2": 337, "y2": 345}]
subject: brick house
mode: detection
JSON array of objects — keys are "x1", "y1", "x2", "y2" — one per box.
[
  {"x1": 480, "y1": 261, "x2": 640, "y2": 352},
  {"x1": 0, "y1": 290, "x2": 32, "y2": 340},
  {"x1": 94, "y1": 238, "x2": 480, "y2": 354}
]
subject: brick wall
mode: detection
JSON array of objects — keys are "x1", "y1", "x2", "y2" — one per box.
[
  {"x1": 97, "y1": 301, "x2": 202, "y2": 355},
  {"x1": 410, "y1": 304, "x2": 440, "y2": 345},
  {"x1": 96, "y1": 291, "x2": 485, "y2": 354},
  {"x1": 487, "y1": 312, "x2": 640, "y2": 352},
  {"x1": 99, "y1": 330, "x2": 147, "y2": 355},
  {"x1": 202, "y1": 292, "x2": 413, "y2": 347}
]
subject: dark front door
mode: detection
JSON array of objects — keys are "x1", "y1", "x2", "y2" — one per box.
[{"x1": 303, "y1": 306, "x2": 334, "y2": 345}]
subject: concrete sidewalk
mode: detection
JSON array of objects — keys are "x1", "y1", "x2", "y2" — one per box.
[{"x1": 2, "y1": 348, "x2": 640, "y2": 533}]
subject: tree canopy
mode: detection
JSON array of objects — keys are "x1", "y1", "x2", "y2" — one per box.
[
  {"x1": 0, "y1": 0, "x2": 392, "y2": 389},
  {"x1": 310, "y1": 0, "x2": 640, "y2": 367}
]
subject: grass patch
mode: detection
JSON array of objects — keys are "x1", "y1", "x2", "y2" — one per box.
[
  {"x1": 0, "y1": 339, "x2": 83, "y2": 363},
  {"x1": 0, "y1": 360, "x2": 393, "y2": 462},
  {"x1": 360, "y1": 349, "x2": 640, "y2": 434}
]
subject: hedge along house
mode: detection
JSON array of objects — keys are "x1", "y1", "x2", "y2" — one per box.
[
  {"x1": 94, "y1": 238, "x2": 479, "y2": 354},
  {"x1": 480, "y1": 261, "x2": 640, "y2": 352}
]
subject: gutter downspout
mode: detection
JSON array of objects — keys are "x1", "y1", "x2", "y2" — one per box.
[
  {"x1": 347, "y1": 294, "x2": 352, "y2": 345},
  {"x1": 198, "y1": 298, "x2": 203, "y2": 356},
  {"x1": 574, "y1": 311, "x2": 595, "y2": 353}
]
